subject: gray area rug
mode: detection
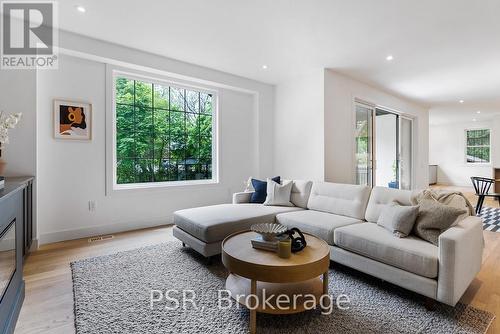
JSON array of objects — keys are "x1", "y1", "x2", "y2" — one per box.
[{"x1": 71, "y1": 242, "x2": 494, "y2": 333}]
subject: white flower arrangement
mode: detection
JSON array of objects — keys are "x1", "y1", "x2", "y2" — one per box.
[{"x1": 0, "y1": 111, "x2": 22, "y2": 145}]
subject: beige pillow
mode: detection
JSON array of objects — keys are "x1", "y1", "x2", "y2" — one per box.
[
  {"x1": 377, "y1": 202, "x2": 420, "y2": 238},
  {"x1": 412, "y1": 198, "x2": 467, "y2": 245}
]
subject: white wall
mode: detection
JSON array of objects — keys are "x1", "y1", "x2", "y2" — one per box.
[
  {"x1": 0, "y1": 70, "x2": 36, "y2": 177},
  {"x1": 59, "y1": 31, "x2": 275, "y2": 178},
  {"x1": 0, "y1": 70, "x2": 38, "y2": 242},
  {"x1": 429, "y1": 119, "x2": 498, "y2": 186},
  {"x1": 274, "y1": 69, "x2": 325, "y2": 181},
  {"x1": 35, "y1": 32, "x2": 275, "y2": 244},
  {"x1": 494, "y1": 116, "x2": 500, "y2": 166},
  {"x1": 324, "y1": 70, "x2": 429, "y2": 189}
]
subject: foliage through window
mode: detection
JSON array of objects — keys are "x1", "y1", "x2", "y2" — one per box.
[
  {"x1": 466, "y1": 129, "x2": 490, "y2": 164},
  {"x1": 115, "y1": 76, "x2": 215, "y2": 184}
]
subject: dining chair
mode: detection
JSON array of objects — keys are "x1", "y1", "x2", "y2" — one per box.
[{"x1": 470, "y1": 176, "x2": 500, "y2": 214}]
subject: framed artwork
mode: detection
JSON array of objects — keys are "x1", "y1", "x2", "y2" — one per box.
[{"x1": 54, "y1": 99, "x2": 92, "y2": 140}]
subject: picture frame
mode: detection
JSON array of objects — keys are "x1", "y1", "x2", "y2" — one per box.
[{"x1": 53, "y1": 99, "x2": 92, "y2": 140}]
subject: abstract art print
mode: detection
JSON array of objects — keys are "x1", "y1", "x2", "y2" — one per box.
[{"x1": 54, "y1": 100, "x2": 92, "y2": 140}]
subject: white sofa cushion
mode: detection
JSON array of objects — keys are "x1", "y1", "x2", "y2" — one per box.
[
  {"x1": 307, "y1": 182, "x2": 372, "y2": 220},
  {"x1": 276, "y1": 210, "x2": 362, "y2": 245},
  {"x1": 289, "y1": 180, "x2": 313, "y2": 208},
  {"x1": 334, "y1": 223, "x2": 439, "y2": 278},
  {"x1": 365, "y1": 186, "x2": 412, "y2": 223},
  {"x1": 174, "y1": 204, "x2": 302, "y2": 243}
]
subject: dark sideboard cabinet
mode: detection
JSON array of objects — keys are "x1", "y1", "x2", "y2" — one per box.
[{"x1": 0, "y1": 177, "x2": 34, "y2": 334}]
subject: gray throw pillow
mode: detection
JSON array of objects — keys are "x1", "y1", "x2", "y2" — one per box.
[
  {"x1": 377, "y1": 202, "x2": 420, "y2": 238},
  {"x1": 413, "y1": 199, "x2": 467, "y2": 245}
]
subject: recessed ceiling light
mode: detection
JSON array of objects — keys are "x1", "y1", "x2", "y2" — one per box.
[
  {"x1": 76, "y1": 6, "x2": 86, "y2": 13},
  {"x1": 459, "y1": 99, "x2": 464, "y2": 104},
  {"x1": 472, "y1": 118, "x2": 477, "y2": 122},
  {"x1": 477, "y1": 110, "x2": 481, "y2": 114},
  {"x1": 386, "y1": 55, "x2": 394, "y2": 61},
  {"x1": 261, "y1": 65, "x2": 268, "y2": 70}
]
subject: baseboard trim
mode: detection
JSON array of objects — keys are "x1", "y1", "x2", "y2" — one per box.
[
  {"x1": 38, "y1": 217, "x2": 173, "y2": 245},
  {"x1": 30, "y1": 239, "x2": 39, "y2": 251}
]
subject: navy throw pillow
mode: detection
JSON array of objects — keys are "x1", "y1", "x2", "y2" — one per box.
[{"x1": 250, "y1": 176, "x2": 281, "y2": 204}]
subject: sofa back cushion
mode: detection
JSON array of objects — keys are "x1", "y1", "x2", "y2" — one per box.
[
  {"x1": 365, "y1": 186, "x2": 412, "y2": 223},
  {"x1": 289, "y1": 180, "x2": 313, "y2": 208},
  {"x1": 307, "y1": 182, "x2": 371, "y2": 220}
]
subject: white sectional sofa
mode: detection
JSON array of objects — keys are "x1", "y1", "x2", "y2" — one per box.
[{"x1": 173, "y1": 181, "x2": 484, "y2": 306}]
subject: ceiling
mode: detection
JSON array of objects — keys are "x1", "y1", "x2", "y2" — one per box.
[
  {"x1": 55, "y1": 0, "x2": 500, "y2": 112},
  {"x1": 430, "y1": 106, "x2": 500, "y2": 125}
]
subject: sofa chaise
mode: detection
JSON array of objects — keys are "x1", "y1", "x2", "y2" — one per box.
[{"x1": 173, "y1": 181, "x2": 484, "y2": 306}]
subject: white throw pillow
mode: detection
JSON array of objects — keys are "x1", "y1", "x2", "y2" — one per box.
[
  {"x1": 263, "y1": 179, "x2": 294, "y2": 207},
  {"x1": 285, "y1": 179, "x2": 313, "y2": 208}
]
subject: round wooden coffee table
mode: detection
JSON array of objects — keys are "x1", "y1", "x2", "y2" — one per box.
[{"x1": 221, "y1": 230, "x2": 330, "y2": 334}]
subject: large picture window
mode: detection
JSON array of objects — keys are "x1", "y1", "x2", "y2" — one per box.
[
  {"x1": 465, "y1": 129, "x2": 490, "y2": 164},
  {"x1": 114, "y1": 74, "x2": 216, "y2": 186}
]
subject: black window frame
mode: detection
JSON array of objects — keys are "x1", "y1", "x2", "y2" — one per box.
[
  {"x1": 465, "y1": 128, "x2": 491, "y2": 164},
  {"x1": 113, "y1": 73, "x2": 217, "y2": 187}
]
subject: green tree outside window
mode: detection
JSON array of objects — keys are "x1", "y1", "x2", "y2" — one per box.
[
  {"x1": 466, "y1": 129, "x2": 490, "y2": 163},
  {"x1": 115, "y1": 77, "x2": 214, "y2": 184}
]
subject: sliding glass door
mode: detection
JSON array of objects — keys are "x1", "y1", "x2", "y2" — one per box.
[
  {"x1": 375, "y1": 110, "x2": 398, "y2": 188},
  {"x1": 399, "y1": 117, "x2": 413, "y2": 190},
  {"x1": 355, "y1": 103, "x2": 374, "y2": 187},
  {"x1": 354, "y1": 104, "x2": 413, "y2": 190}
]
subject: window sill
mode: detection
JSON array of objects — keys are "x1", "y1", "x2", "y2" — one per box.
[
  {"x1": 113, "y1": 179, "x2": 219, "y2": 191},
  {"x1": 464, "y1": 163, "x2": 492, "y2": 167}
]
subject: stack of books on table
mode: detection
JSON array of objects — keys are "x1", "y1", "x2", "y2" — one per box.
[{"x1": 251, "y1": 236, "x2": 278, "y2": 252}]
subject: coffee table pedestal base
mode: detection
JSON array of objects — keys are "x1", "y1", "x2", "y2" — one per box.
[{"x1": 225, "y1": 273, "x2": 327, "y2": 333}]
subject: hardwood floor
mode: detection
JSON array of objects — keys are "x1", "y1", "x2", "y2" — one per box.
[{"x1": 13, "y1": 187, "x2": 500, "y2": 333}]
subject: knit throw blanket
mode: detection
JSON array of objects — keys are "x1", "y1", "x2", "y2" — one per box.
[{"x1": 410, "y1": 189, "x2": 475, "y2": 216}]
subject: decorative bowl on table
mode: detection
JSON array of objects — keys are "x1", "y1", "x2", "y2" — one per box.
[{"x1": 251, "y1": 223, "x2": 288, "y2": 241}]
